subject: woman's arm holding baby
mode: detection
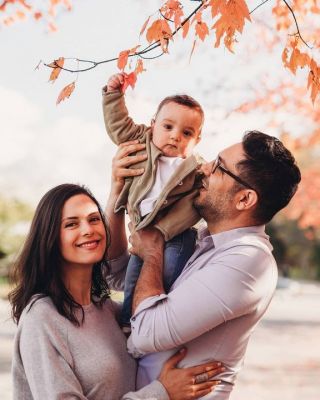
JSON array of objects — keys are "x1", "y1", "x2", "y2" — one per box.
[{"x1": 105, "y1": 140, "x2": 147, "y2": 259}]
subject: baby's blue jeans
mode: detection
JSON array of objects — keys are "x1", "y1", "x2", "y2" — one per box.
[{"x1": 120, "y1": 228, "x2": 197, "y2": 328}]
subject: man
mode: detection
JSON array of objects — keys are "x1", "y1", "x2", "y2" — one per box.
[{"x1": 111, "y1": 131, "x2": 301, "y2": 399}]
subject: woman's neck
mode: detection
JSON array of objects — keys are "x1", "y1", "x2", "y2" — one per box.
[{"x1": 62, "y1": 264, "x2": 93, "y2": 306}]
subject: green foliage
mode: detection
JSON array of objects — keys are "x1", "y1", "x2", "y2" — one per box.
[
  {"x1": 267, "y1": 217, "x2": 320, "y2": 280},
  {"x1": 0, "y1": 196, "x2": 34, "y2": 277}
]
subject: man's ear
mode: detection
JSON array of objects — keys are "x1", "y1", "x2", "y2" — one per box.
[{"x1": 236, "y1": 190, "x2": 258, "y2": 211}]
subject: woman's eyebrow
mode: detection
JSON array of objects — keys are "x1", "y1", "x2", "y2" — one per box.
[
  {"x1": 62, "y1": 216, "x2": 78, "y2": 222},
  {"x1": 62, "y1": 211, "x2": 100, "y2": 222}
]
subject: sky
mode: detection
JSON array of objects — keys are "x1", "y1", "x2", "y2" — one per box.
[{"x1": 0, "y1": 0, "x2": 311, "y2": 208}]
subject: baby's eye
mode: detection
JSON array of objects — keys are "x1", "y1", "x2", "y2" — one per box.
[
  {"x1": 164, "y1": 124, "x2": 172, "y2": 130},
  {"x1": 184, "y1": 130, "x2": 193, "y2": 137}
]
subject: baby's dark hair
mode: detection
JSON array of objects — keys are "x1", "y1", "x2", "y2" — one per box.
[{"x1": 155, "y1": 94, "x2": 204, "y2": 126}]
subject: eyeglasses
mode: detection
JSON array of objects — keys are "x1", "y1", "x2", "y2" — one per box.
[{"x1": 211, "y1": 157, "x2": 255, "y2": 191}]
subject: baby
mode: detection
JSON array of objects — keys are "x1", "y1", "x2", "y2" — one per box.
[{"x1": 102, "y1": 73, "x2": 205, "y2": 333}]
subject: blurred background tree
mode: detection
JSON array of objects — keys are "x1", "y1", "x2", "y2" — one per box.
[{"x1": 0, "y1": 197, "x2": 33, "y2": 280}]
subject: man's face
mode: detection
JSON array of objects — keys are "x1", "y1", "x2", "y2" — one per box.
[{"x1": 194, "y1": 143, "x2": 246, "y2": 223}]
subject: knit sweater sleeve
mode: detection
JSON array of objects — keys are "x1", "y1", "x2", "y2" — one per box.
[{"x1": 13, "y1": 299, "x2": 87, "y2": 400}]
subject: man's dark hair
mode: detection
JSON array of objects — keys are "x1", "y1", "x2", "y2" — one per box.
[
  {"x1": 155, "y1": 94, "x2": 204, "y2": 127},
  {"x1": 237, "y1": 130, "x2": 301, "y2": 224},
  {"x1": 9, "y1": 184, "x2": 111, "y2": 326}
]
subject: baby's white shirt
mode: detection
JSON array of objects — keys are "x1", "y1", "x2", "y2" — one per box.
[{"x1": 139, "y1": 156, "x2": 184, "y2": 217}]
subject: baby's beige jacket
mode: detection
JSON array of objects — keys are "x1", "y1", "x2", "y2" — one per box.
[{"x1": 102, "y1": 88, "x2": 203, "y2": 241}]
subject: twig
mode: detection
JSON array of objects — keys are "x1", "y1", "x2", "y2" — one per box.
[
  {"x1": 45, "y1": 0, "x2": 206, "y2": 74},
  {"x1": 249, "y1": 0, "x2": 271, "y2": 14},
  {"x1": 281, "y1": 0, "x2": 312, "y2": 49}
]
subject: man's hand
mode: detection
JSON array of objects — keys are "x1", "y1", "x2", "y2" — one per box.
[
  {"x1": 111, "y1": 141, "x2": 146, "y2": 197},
  {"x1": 128, "y1": 224, "x2": 164, "y2": 262},
  {"x1": 129, "y1": 225, "x2": 165, "y2": 313},
  {"x1": 107, "y1": 73, "x2": 126, "y2": 92}
]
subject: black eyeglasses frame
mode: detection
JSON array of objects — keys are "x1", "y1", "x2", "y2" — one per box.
[{"x1": 211, "y1": 157, "x2": 256, "y2": 191}]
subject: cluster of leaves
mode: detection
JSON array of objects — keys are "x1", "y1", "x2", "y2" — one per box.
[
  {"x1": 236, "y1": 81, "x2": 320, "y2": 232},
  {"x1": 0, "y1": 0, "x2": 72, "y2": 31},
  {"x1": 44, "y1": 0, "x2": 320, "y2": 105},
  {"x1": 1, "y1": 1, "x2": 320, "y2": 104}
]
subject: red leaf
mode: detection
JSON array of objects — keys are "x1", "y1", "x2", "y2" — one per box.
[{"x1": 122, "y1": 72, "x2": 137, "y2": 93}]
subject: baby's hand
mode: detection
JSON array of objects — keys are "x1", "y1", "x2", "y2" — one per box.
[{"x1": 107, "y1": 73, "x2": 126, "y2": 92}]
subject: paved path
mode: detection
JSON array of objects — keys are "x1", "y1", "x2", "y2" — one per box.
[{"x1": 1, "y1": 279, "x2": 320, "y2": 399}]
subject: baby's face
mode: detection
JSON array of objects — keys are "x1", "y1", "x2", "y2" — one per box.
[{"x1": 151, "y1": 101, "x2": 202, "y2": 158}]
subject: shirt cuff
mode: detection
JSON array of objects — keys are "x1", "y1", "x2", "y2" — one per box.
[
  {"x1": 129, "y1": 294, "x2": 168, "y2": 355},
  {"x1": 133, "y1": 294, "x2": 168, "y2": 317}
]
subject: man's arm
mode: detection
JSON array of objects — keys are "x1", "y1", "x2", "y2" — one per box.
[
  {"x1": 105, "y1": 141, "x2": 146, "y2": 260},
  {"x1": 130, "y1": 231, "x2": 275, "y2": 353},
  {"x1": 130, "y1": 226, "x2": 165, "y2": 313}
]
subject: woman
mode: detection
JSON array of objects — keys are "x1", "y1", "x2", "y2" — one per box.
[{"x1": 9, "y1": 180, "x2": 222, "y2": 399}]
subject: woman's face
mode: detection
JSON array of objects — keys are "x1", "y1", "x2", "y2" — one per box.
[{"x1": 59, "y1": 194, "x2": 107, "y2": 268}]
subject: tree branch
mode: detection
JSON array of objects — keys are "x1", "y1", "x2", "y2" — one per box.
[
  {"x1": 281, "y1": 0, "x2": 312, "y2": 49},
  {"x1": 45, "y1": 0, "x2": 206, "y2": 74},
  {"x1": 249, "y1": 0, "x2": 271, "y2": 15}
]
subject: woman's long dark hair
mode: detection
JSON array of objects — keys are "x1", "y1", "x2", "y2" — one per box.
[{"x1": 9, "y1": 184, "x2": 111, "y2": 326}]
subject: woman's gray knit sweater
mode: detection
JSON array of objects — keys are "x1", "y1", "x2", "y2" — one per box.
[{"x1": 12, "y1": 297, "x2": 169, "y2": 400}]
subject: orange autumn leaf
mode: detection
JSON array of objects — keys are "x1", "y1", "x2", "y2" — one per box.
[
  {"x1": 146, "y1": 19, "x2": 172, "y2": 53},
  {"x1": 189, "y1": 39, "x2": 197, "y2": 63},
  {"x1": 182, "y1": 19, "x2": 190, "y2": 38},
  {"x1": 161, "y1": 0, "x2": 181, "y2": 20},
  {"x1": 135, "y1": 59, "x2": 145, "y2": 75},
  {"x1": 122, "y1": 72, "x2": 137, "y2": 93},
  {"x1": 117, "y1": 49, "x2": 130, "y2": 70},
  {"x1": 34, "y1": 11, "x2": 42, "y2": 20},
  {"x1": 288, "y1": 48, "x2": 310, "y2": 74},
  {"x1": 140, "y1": 15, "x2": 150, "y2": 36},
  {"x1": 56, "y1": 81, "x2": 75, "y2": 105},
  {"x1": 129, "y1": 45, "x2": 140, "y2": 55},
  {"x1": 212, "y1": 0, "x2": 251, "y2": 53},
  {"x1": 307, "y1": 61, "x2": 320, "y2": 103},
  {"x1": 282, "y1": 47, "x2": 289, "y2": 67},
  {"x1": 48, "y1": 57, "x2": 64, "y2": 82},
  {"x1": 195, "y1": 21, "x2": 209, "y2": 42},
  {"x1": 208, "y1": 0, "x2": 225, "y2": 18}
]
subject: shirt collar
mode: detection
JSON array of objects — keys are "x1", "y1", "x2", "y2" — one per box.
[{"x1": 198, "y1": 225, "x2": 266, "y2": 249}]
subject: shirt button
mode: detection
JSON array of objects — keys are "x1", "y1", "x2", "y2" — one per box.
[
  {"x1": 163, "y1": 200, "x2": 168, "y2": 205},
  {"x1": 178, "y1": 181, "x2": 183, "y2": 186}
]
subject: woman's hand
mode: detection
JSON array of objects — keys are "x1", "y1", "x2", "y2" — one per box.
[
  {"x1": 159, "y1": 348, "x2": 224, "y2": 400},
  {"x1": 110, "y1": 140, "x2": 147, "y2": 197}
]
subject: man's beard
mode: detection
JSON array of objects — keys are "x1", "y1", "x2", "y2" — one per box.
[{"x1": 194, "y1": 189, "x2": 234, "y2": 224}]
